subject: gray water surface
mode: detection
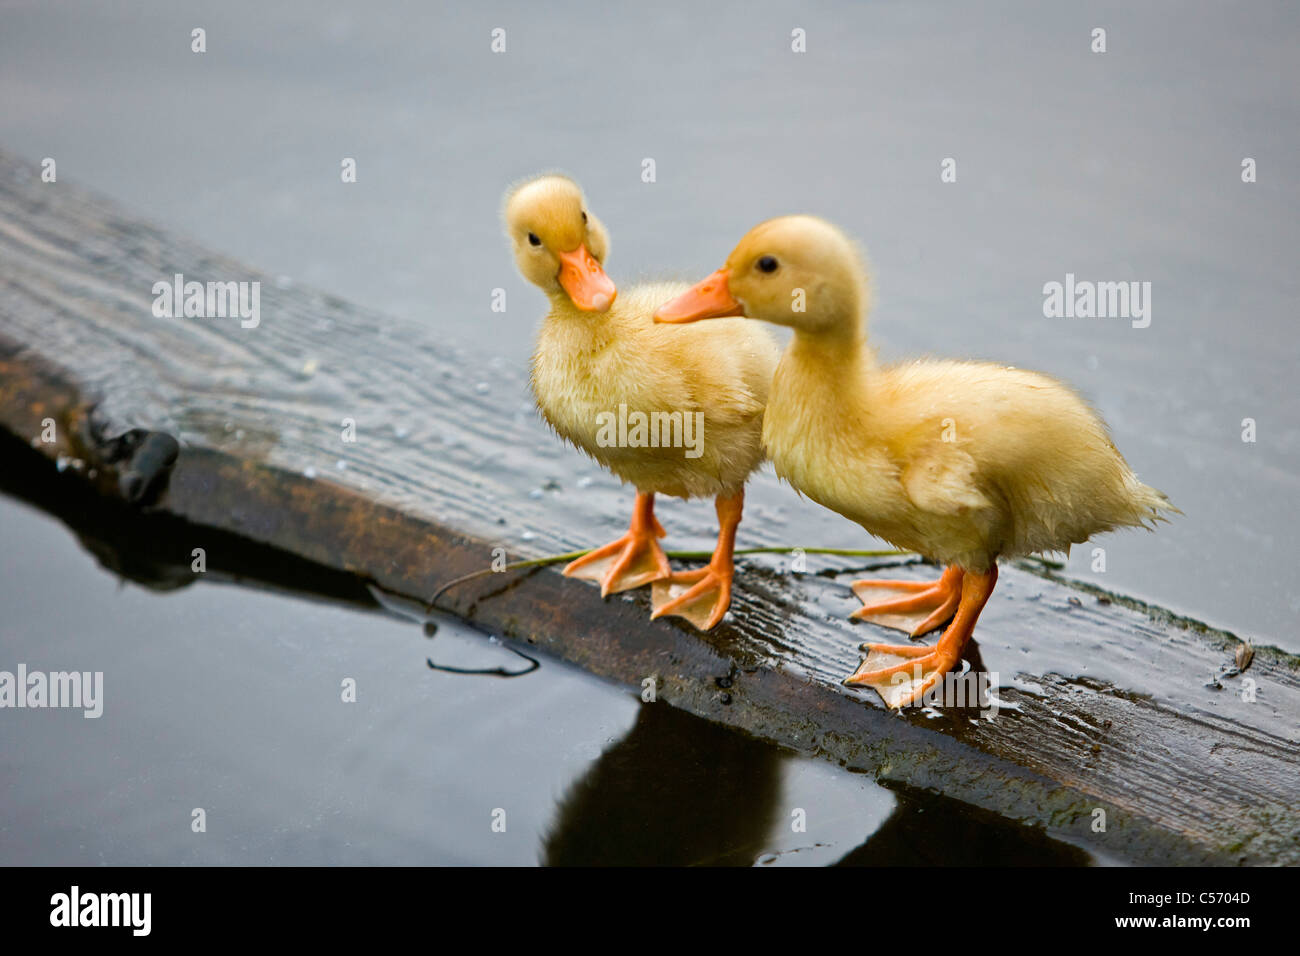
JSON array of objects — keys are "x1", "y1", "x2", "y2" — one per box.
[{"x1": 2, "y1": 0, "x2": 1294, "y2": 647}]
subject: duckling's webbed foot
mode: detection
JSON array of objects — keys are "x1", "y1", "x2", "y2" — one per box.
[
  {"x1": 649, "y1": 490, "x2": 743, "y2": 631},
  {"x1": 563, "y1": 491, "x2": 671, "y2": 596},
  {"x1": 845, "y1": 643, "x2": 959, "y2": 709},
  {"x1": 850, "y1": 565, "x2": 964, "y2": 635},
  {"x1": 651, "y1": 565, "x2": 733, "y2": 631},
  {"x1": 845, "y1": 567, "x2": 997, "y2": 709}
]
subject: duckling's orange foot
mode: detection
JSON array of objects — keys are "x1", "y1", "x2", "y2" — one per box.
[
  {"x1": 650, "y1": 565, "x2": 733, "y2": 631},
  {"x1": 844, "y1": 642, "x2": 960, "y2": 710},
  {"x1": 850, "y1": 566, "x2": 964, "y2": 636},
  {"x1": 847, "y1": 567, "x2": 997, "y2": 709},
  {"x1": 563, "y1": 529, "x2": 670, "y2": 596},
  {"x1": 562, "y1": 494, "x2": 672, "y2": 598}
]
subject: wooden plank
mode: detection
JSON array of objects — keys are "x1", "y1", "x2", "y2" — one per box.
[{"x1": 1, "y1": 149, "x2": 1296, "y2": 865}]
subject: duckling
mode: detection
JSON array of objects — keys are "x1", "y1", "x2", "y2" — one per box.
[
  {"x1": 504, "y1": 175, "x2": 779, "y2": 629},
  {"x1": 656, "y1": 215, "x2": 1175, "y2": 707}
]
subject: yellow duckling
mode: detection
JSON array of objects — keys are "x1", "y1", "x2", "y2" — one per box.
[
  {"x1": 656, "y1": 215, "x2": 1175, "y2": 706},
  {"x1": 504, "y1": 175, "x2": 779, "y2": 628}
]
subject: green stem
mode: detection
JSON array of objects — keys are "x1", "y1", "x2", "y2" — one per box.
[
  {"x1": 426, "y1": 545, "x2": 915, "y2": 610},
  {"x1": 738, "y1": 546, "x2": 909, "y2": 559}
]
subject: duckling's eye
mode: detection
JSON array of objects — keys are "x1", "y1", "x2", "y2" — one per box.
[
  {"x1": 527, "y1": 232, "x2": 541, "y2": 247},
  {"x1": 757, "y1": 255, "x2": 779, "y2": 274},
  {"x1": 581, "y1": 211, "x2": 588, "y2": 224}
]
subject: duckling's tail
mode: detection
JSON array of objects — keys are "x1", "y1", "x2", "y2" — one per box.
[{"x1": 1128, "y1": 477, "x2": 1181, "y2": 530}]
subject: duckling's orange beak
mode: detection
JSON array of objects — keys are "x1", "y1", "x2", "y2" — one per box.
[
  {"x1": 653, "y1": 269, "x2": 743, "y2": 323},
  {"x1": 556, "y1": 244, "x2": 617, "y2": 312}
]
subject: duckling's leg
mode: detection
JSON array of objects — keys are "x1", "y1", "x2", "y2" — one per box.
[
  {"x1": 649, "y1": 490, "x2": 743, "y2": 631},
  {"x1": 562, "y1": 491, "x2": 672, "y2": 596},
  {"x1": 850, "y1": 566, "x2": 964, "y2": 635},
  {"x1": 844, "y1": 567, "x2": 997, "y2": 709}
]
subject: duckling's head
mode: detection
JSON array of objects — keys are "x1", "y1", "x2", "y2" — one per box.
[
  {"x1": 503, "y1": 174, "x2": 616, "y2": 312},
  {"x1": 656, "y1": 215, "x2": 869, "y2": 338}
]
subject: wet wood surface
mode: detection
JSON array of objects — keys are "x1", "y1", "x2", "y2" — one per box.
[{"x1": 1, "y1": 149, "x2": 1296, "y2": 865}]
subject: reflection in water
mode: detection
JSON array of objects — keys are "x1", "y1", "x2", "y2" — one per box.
[
  {"x1": 837, "y1": 793, "x2": 1091, "y2": 867},
  {"x1": 0, "y1": 430, "x2": 379, "y2": 607},
  {"x1": 543, "y1": 695, "x2": 1091, "y2": 866},
  {"x1": 425, "y1": 634, "x2": 540, "y2": 677},
  {"x1": 2, "y1": 432, "x2": 1095, "y2": 865},
  {"x1": 544, "y1": 703, "x2": 782, "y2": 866}
]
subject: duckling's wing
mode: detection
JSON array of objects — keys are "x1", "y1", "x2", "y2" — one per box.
[{"x1": 900, "y1": 442, "x2": 993, "y2": 516}]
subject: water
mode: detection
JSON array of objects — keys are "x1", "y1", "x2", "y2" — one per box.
[
  {"x1": 2, "y1": 0, "x2": 1294, "y2": 648},
  {"x1": 0, "y1": 443, "x2": 1095, "y2": 864}
]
